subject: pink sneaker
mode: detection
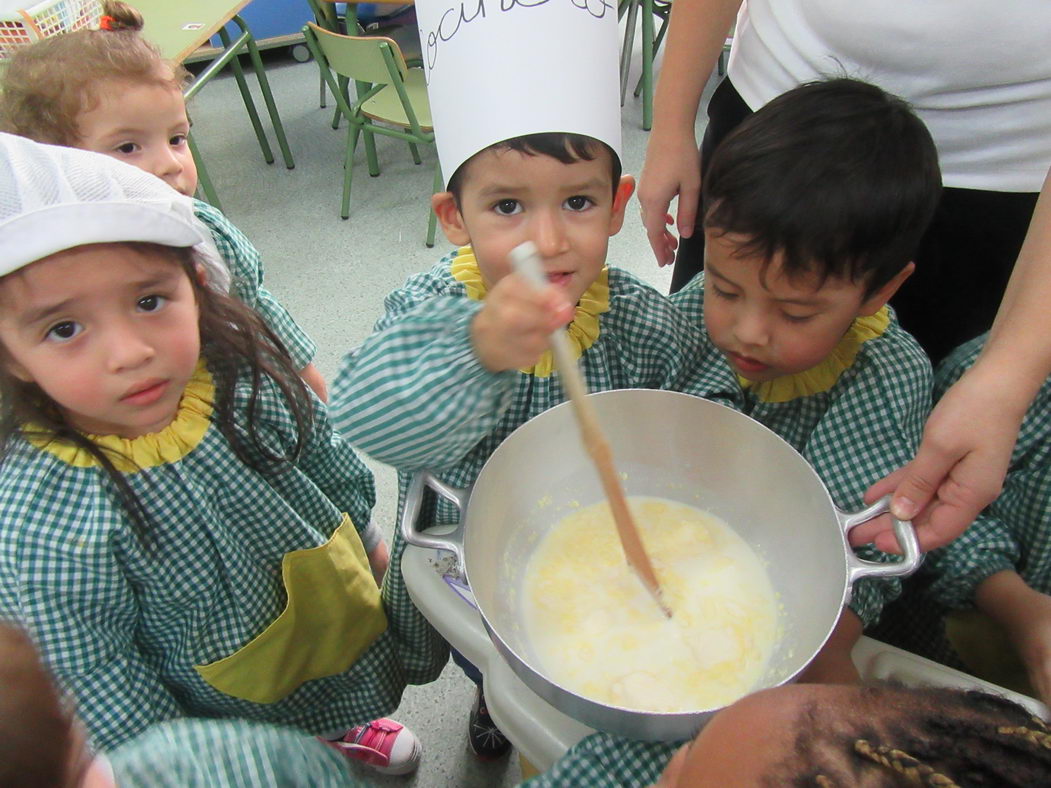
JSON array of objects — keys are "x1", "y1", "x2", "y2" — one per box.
[{"x1": 328, "y1": 718, "x2": 422, "y2": 775}]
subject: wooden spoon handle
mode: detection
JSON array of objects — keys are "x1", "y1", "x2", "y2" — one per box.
[{"x1": 510, "y1": 243, "x2": 670, "y2": 617}]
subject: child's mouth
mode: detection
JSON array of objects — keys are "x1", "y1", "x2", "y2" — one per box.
[
  {"x1": 121, "y1": 379, "x2": 169, "y2": 406},
  {"x1": 546, "y1": 271, "x2": 573, "y2": 288},
  {"x1": 728, "y1": 352, "x2": 769, "y2": 374}
]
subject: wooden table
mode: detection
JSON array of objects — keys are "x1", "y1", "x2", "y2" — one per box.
[{"x1": 129, "y1": 0, "x2": 295, "y2": 209}]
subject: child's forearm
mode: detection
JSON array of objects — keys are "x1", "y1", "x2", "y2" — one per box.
[{"x1": 974, "y1": 569, "x2": 1046, "y2": 639}]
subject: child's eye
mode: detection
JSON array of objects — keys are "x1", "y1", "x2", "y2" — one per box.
[
  {"x1": 170, "y1": 134, "x2": 188, "y2": 147},
  {"x1": 493, "y1": 199, "x2": 522, "y2": 216},
  {"x1": 564, "y1": 195, "x2": 593, "y2": 212},
  {"x1": 783, "y1": 312, "x2": 815, "y2": 324},
  {"x1": 712, "y1": 285, "x2": 738, "y2": 300},
  {"x1": 46, "y1": 321, "x2": 82, "y2": 342},
  {"x1": 137, "y1": 294, "x2": 168, "y2": 312},
  {"x1": 114, "y1": 142, "x2": 139, "y2": 155}
]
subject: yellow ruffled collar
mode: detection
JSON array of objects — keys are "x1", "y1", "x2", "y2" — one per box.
[
  {"x1": 451, "y1": 246, "x2": 611, "y2": 377},
  {"x1": 737, "y1": 308, "x2": 890, "y2": 403},
  {"x1": 25, "y1": 361, "x2": 214, "y2": 472}
]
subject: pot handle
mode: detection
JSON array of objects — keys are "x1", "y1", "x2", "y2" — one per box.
[
  {"x1": 398, "y1": 470, "x2": 471, "y2": 564},
  {"x1": 838, "y1": 496, "x2": 923, "y2": 585}
]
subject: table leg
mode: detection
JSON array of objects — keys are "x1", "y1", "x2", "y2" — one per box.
[
  {"x1": 235, "y1": 15, "x2": 295, "y2": 169},
  {"x1": 188, "y1": 131, "x2": 223, "y2": 212}
]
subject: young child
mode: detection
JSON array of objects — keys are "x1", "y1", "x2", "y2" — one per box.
[
  {"x1": 0, "y1": 620, "x2": 373, "y2": 787},
  {"x1": 0, "y1": 1, "x2": 328, "y2": 401},
  {"x1": 331, "y1": 129, "x2": 710, "y2": 758},
  {"x1": 0, "y1": 133, "x2": 424, "y2": 774},
  {"x1": 330, "y1": 2, "x2": 709, "y2": 759},
  {"x1": 527, "y1": 682, "x2": 1051, "y2": 786},
  {"x1": 671, "y1": 77, "x2": 943, "y2": 682},
  {"x1": 874, "y1": 332, "x2": 1051, "y2": 707}
]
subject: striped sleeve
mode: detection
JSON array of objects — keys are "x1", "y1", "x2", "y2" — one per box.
[
  {"x1": 330, "y1": 262, "x2": 516, "y2": 472},
  {"x1": 109, "y1": 718, "x2": 363, "y2": 787},
  {"x1": 522, "y1": 733, "x2": 680, "y2": 788}
]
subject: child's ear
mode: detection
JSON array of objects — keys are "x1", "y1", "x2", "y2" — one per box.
[
  {"x1": 194, "y1": 263, "x2": 208, "y2": 288},
  {"x1": 432, "y1": 192, "x2": 471, "y2": 246},
  {"x1": 858, "y1": 262, "x2": 915, "y2": 316},
  {"x1": 607, "y1": 175, "x2": 636, "y2": 236}
]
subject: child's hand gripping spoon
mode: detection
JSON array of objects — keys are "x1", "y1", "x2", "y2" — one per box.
[{"x1": 509, "y1": 241, "x2": 672, "y2": 618}]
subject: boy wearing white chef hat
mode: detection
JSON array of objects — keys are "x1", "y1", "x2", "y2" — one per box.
[{"x1": 329, "y1": 0, "x2": 719, "y2": 759}]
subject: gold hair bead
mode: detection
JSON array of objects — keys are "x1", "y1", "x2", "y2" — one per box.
[{"x1": 997, "y1": 725, "x2": 1051, "y2": 750}]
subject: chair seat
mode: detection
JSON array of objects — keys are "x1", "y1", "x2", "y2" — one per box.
[{"x1": 361, "y1": 69, "x2": 433, "y2": 131}]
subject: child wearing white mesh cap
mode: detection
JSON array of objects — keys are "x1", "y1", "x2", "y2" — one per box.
[{"x1": 0, "y1": 133, "x2": 425, "y2": 775}]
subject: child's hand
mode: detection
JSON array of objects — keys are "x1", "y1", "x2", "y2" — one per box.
[
  {"x1": 797, "y1": 608, "x2": 862, "y2": 684},
  {"x1": 976, "y1": 570, "x2": 1051, "y2": 705},
  {"x1": 367, "y1": 540, "x2": 390, "y2": 587},
  {"x1": 471, "y1": 273, "x2": 573, "y2": 372}
]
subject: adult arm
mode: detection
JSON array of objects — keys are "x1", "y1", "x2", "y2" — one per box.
[
  {"x1": 868, "y1": 167, "x2": 1051, "y2": 551},
  {"x1": 637, "y1": 0, "x2": 742, "y2": 265}
]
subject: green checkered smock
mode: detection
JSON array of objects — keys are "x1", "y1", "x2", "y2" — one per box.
[
  {"x1": 670, "y1": 275, "x2": 933, "y2": 628},
  {"x1": 109, "y1": 718, "x2": 368, "y2": 787},
  {"x1": 0, "y1": 365, "x2": 425, "y2": 751},
  {"x1": 875, "y1": 334, "x2": 1051, "y2": 665},
  {"x1": 194, "y1": 200, "x2": 317, "y2": 370},
  {"x1": 329, "y1": 249, "x2": 709, "y2": 681},
  {"x1": 523, "y1": 733, "x2": 682, "y2": 788}
]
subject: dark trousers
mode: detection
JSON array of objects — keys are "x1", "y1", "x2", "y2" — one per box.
[{"x1": 670, "y1": 79, "x2": 1040, "y2": 365}]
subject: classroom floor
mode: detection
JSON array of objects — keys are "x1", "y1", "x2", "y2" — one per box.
[{"x1": 187, "y1": 30, "x2": 712, "y2": 787}]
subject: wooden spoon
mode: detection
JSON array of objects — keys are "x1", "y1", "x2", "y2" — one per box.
[{"x1": 510, "y1": 242, "x2": 671, "y2": 618}]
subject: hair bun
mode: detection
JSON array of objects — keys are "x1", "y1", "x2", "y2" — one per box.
[{"x1": 99, "y1": 1, "x2": 144, "y2": 32}]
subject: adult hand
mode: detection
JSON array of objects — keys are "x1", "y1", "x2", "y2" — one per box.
[
  {"x1": 862, "y1": 364, "x2": 1022, "y2": 553},
  {"x1": 637, "y1": 132, "x2": 701, "y2": 267}
]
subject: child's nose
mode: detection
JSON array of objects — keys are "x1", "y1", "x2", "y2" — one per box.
[
  {"x1": 533, "y1": 210, "x2": 570, "y2": 259},
  {"x1": 150, "y1": 147, "x2": 184, "y2": 185},
  {"x1": 733, "y1": 309, "x2": 770, "y2": 348},
  {"x1": 107, "y1": 325, "x2": 156, "y2": 372}
]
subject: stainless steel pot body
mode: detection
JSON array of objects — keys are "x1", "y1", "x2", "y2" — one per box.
[{"x1": 403, "y1": 389, "x2": 921, "y2": 741}]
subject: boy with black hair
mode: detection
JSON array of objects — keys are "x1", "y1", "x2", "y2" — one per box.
[
  {"x1": 518, "y1": 75, "x2": 945, "y2": 788},
  {"x1": 673, "y1": 77, "x2": 942, "y2": 681}
]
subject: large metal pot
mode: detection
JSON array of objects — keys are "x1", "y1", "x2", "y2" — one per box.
[{"x1": 402, "y1": 390, "x2": 922, "y2": 741}]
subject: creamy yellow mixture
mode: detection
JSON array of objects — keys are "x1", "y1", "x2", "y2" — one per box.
[{"x1": 522, "y1": 497, "x2": 780, "y2": 712}]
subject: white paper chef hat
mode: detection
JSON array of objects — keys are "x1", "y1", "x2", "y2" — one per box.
[
  {"x1": 0, "y1": 132, "x2": 230, "y2": 289},
  {"x1": 415, "y1": 0, "x2": 622, "y2": 183}
]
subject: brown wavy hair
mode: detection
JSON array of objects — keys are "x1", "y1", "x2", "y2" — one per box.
[{"x1": 0, "y1": 1, "x2": 190, "y2": 146}]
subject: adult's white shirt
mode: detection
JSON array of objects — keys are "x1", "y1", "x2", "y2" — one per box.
[{"x1": 728, "y1": 0, "x2": 1051, "y2": 192}]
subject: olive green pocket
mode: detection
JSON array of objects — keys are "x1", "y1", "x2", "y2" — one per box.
[{"x1": 195, "y1": 514, "x2": 387, "y2": 703}]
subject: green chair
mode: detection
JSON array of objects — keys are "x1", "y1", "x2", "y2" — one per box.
[{"x1": 303, "y1": 22, "x2": 440, "y2": 247}]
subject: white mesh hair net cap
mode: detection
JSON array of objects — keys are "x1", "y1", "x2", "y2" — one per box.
[{"x1": 0, "y1": 132, "x2": 231, "y2": 289}]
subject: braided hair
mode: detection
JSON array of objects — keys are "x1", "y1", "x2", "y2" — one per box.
[{"x1": 787, "y1": 684, "x2": 1051, "y2": 786}]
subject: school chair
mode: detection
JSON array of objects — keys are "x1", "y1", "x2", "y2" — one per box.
[
  {"x1": 306, "y1": 0, "x2": 422, "y2": 119},
  {"x1": 302, "y1": 22, "x2": 441, "y2": 247}
]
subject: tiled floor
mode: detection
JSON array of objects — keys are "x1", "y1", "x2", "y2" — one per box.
[{"x1": 186, "y1": 29, "x2": 712, "y2": 786}]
